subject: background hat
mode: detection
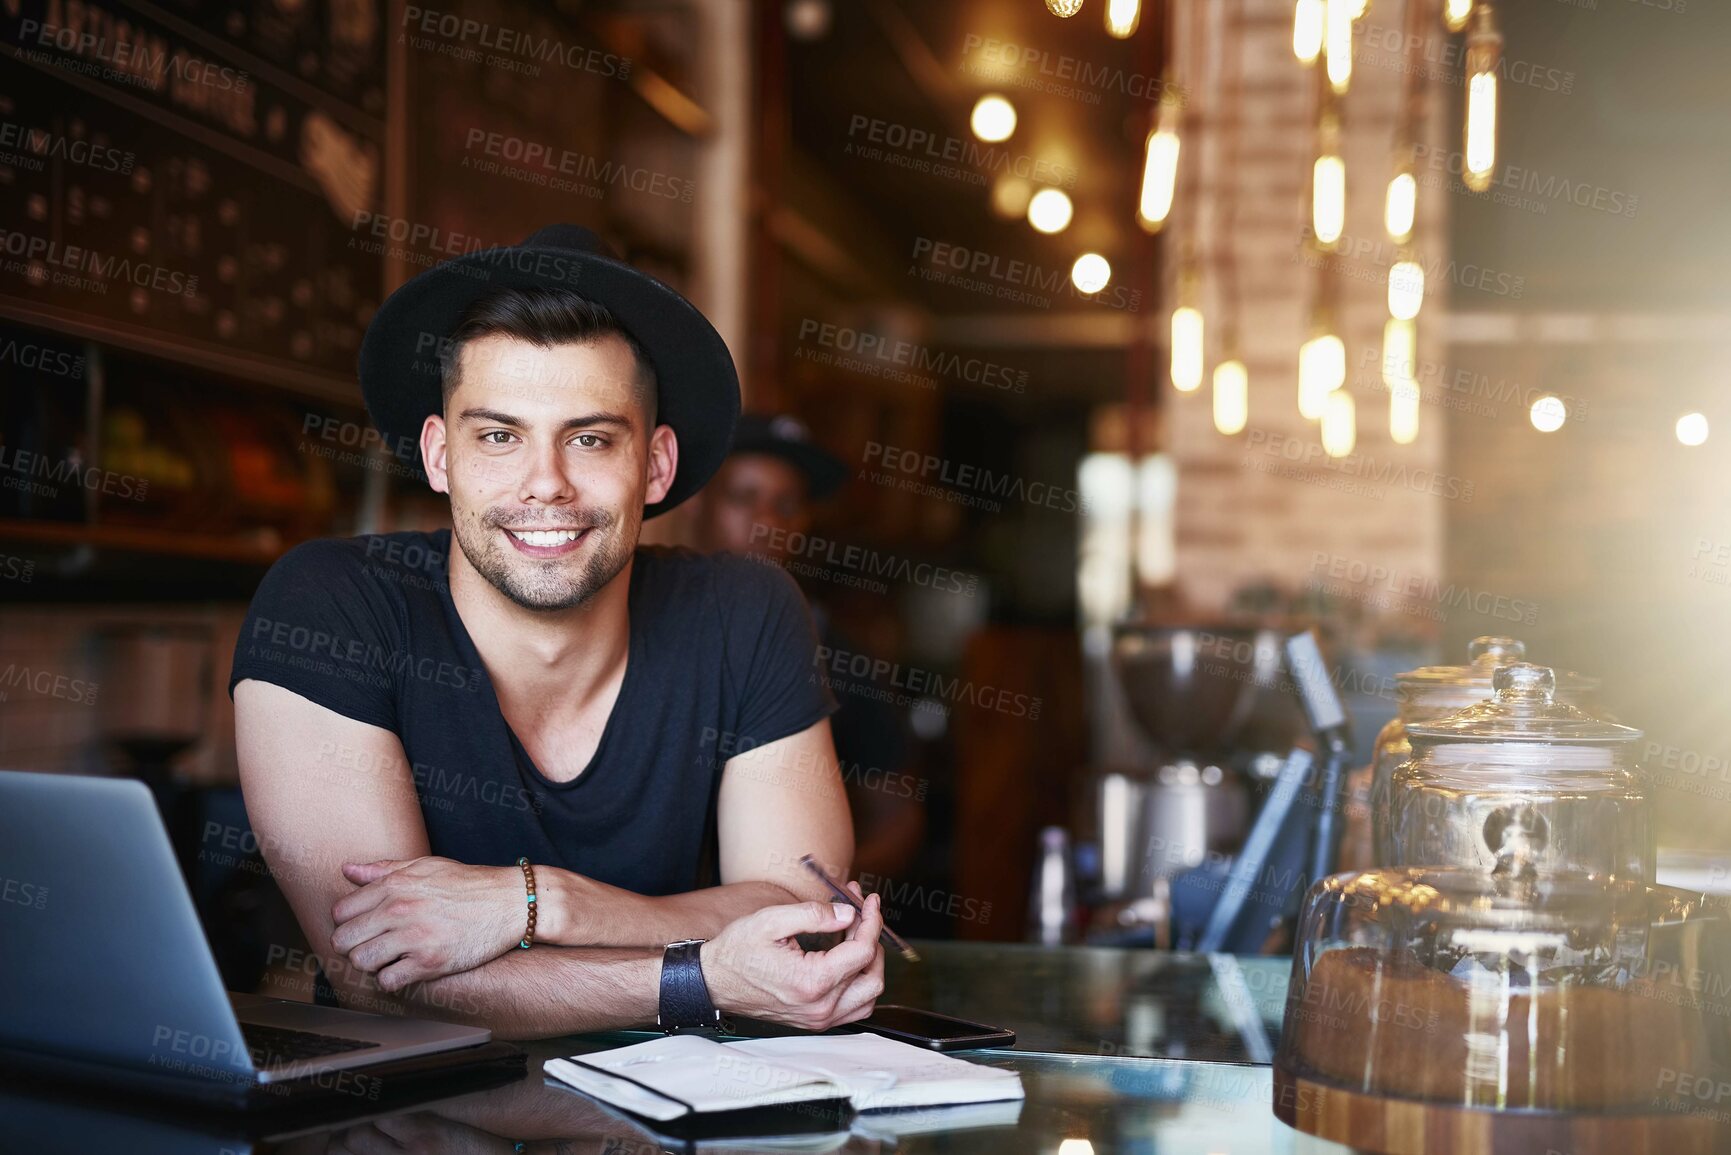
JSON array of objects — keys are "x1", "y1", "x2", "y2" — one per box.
[
  {"x1": 728, "y1": 412, "x2": 849, "y2": 499},
  {"x1": 358, "y1": 224, "x2": 740, "y2": 518}
]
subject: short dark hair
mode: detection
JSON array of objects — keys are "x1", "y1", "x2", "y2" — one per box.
[{"x1": 439, "y1": 286, "x2": 658, "y2": 427}]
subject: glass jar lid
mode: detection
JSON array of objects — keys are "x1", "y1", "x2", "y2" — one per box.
[
  {"x1": 1397, "y1": 635, "x2": 1600, "y2": 700},
  {"x1": 1407, "y1": 663, "x2": 1641, "y2": 745}
]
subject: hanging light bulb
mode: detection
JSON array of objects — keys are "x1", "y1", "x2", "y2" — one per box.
[
  {"x1": 1676, "y1": 412, "x2": 1709, "y2": 446},
  {"x1": 1298, "y1": 332, "x2": 1345, "y2": 419},
  {"x1": 1171, "y1": 305, "x2": 1204, "y2": 392},
  {"x1": 1390, "y1": 381, "x2": 1421, "y2": 445},
  {"x1": 1322, "y1": 390, "x2": 1356, "y2": 457},
  {"x1": 1341, "y1": 0, "x2": 1369, "y2": 17},
  {"x1": 1385, "y1": 166, "x2": 1416, "y2": 242},
  {"x1": 1046, "y1": 0, "x2": 1085, "y2": 16},
  {"x1": 1463, "y1": 6, "x2": 1501, "y2": 193},
  {"x1": 1530, "y1": 394, "x2": 1566, "y2": 433},
  {"x1": 1444, "y1": 0, "x2": 1473, "y2": 33},
  {"x1": 970, "y1": 95, "x2": 1017, "y2": 143},
  {"x1": 1071, "y1": 252, "x2": 1112, "y2": 293},
  {"x1": 1138, "y1": 99, "x2": 1181, "y2": 231},
  {"x1": 1381, "y1": 316, "x2": 1417, "y2": 391},
  {"x1": 1324, "y1": 0, "x2": 1353, "y2": 94},
  {"x1": 1105, "y1": 0, "x2": 1140, "y2": 38},
  {"x1": 1213, "y1": 359, "x2": 1249, "y2": 435},
  {"x1": 1313, "y1": 158, "x2": 1345, "y2": 247},
  {"x1": 1388, "y1": 257, "x2": 1425, "y2": 320},
  {"x1": 1293, "y1": 0, "x2": 1324, "y2": 64},
  {"x1": 1028, "y1": 187, "x2": 1074, "y2": 234}
]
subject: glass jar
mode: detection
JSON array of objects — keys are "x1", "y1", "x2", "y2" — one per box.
[
  {"x1": 1275, "y1": 867, "x2": 1731, "y2": 1146},
  {"x1": 1389, "y1": 663, "x2": 1651, "y2": 881},
  {"x1": 1362, "y1": 636, "x2": 1599, "y2": 867}
]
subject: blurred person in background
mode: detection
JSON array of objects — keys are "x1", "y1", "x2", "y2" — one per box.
[{"x1": 695, "y1": 413, "x2": 926, "y2": 881}]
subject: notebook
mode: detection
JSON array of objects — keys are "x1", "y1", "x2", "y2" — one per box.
[{"x1": 543, "y1": 1032, "x2": 1024, "y2": 1124}]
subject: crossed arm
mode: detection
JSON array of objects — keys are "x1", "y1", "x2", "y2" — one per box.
[{"x1": 234, "y1": 680, "x2": 878, "y2": 1040}]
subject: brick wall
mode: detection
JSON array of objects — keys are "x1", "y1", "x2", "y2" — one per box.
[{"x1": 1160, "y1": 2, "x2": 1450, "y2": 616}]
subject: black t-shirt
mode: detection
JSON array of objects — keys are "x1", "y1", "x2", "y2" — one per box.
[{"x1": 228, "y1": 530, "x2": 836, "y2": 896}]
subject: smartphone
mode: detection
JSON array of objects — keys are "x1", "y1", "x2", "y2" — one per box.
[{"x1": 845, "y1": 1005, "x2": 1016, "y2": 1051}]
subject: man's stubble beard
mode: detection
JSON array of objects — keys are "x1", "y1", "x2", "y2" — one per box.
[{"x1": 450, "y1": 502, "x2": 638, "y2": 611}]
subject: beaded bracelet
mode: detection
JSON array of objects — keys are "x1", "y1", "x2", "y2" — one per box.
[{"x1": 516, "y1": 857, "x2": 538, "y2": 949}]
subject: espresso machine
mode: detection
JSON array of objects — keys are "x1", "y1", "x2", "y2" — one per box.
[{"x1": 1081, "y1": 622, "x2": 1314, "y2": 944}]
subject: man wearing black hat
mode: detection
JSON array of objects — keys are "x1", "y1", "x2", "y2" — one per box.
[
  {"x1": 695, "y1": 415, "x2": 925, "y2": 882},
  {"x1": 231, "y1": 227, "x2": 883, "y2": 1038}
]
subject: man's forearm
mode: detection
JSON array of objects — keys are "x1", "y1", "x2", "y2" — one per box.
[
  {"x1": 388, "y1": 947, "x2": 661, "y2": 1040},
  {"x1": 537, "y1": 872, "x2": 802, "y2": 947}
]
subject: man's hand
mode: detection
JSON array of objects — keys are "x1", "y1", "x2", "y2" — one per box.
[
  {"x1": 330, "y1": 856, "x2": 526, "y2": 991},
  {"x1": 701, "y1": 886, "x2": 886, "y2": 1031}
]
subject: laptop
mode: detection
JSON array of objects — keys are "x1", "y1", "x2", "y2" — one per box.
[{"x1": 0, "y1": 770, "x2": 521, "y2": 1108}]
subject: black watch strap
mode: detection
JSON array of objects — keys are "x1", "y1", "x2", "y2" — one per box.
[{"x1": 657, "y1": 938, "x2": 721, "y2": 1032}]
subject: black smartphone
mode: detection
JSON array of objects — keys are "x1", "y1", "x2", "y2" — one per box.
[{"x1": 845, "y1": 1005, "x2": 1016, "y2": 1051}]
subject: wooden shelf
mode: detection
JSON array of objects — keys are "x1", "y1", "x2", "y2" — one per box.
[{"x1": 0, "y1": 520, "x2": 287, "y2": 565}]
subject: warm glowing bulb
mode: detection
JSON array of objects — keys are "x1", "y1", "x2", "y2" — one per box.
[
  {"x1": 1388, "y1": 259, "x2": 1425, "y2": 320},
  {"x1": 1056, "y1": 1141, "x2": 1095, "y2": 1155},
  {"x1": 1105, "y1": 0, "x2": 1140, "y2": 38},
  {"x1": 1171, "y1": 307, "x2": 1204, "y2": 392},
  {"x1": 1293, "y1": 0, "x2": 1324, "y2": 64},
  {"x1": 1313, "y1": 154, "x2": 1345, "y2": 246},
  {"x1": 1385, "y1": 170, "x2": 1416, "y2": 242},
  {"x1": 1046, "y1": 0, "x2": 1084, "y2": 17},
  {"x1": 1299, "y1": 334, "x2": 1345, "y2": 418},
  {"x1": 1325, "y1": 0, "x2": 1353, "y2": 93},
  {"x1": 1530, "y1": 395, "x2": 1566, "y2": 433},
  {"x1": 1028, "y1": 187, "x2": 1074, "y2": 234},
  {"x1": 970, "y1": 95, "x2": 1017, "y2": 143},
  {"x1": 1463, "y1": 10, "x2": 1501, "y2": 192},
  {"x1": 991, "y1": 176, "x2": 1032, "y2": 219},
  {"x1": 1444, "y1": 0, "x2": 1473, "y2": 32},
  {"x1": 1382, "y1": 317, "x2": 1416, "y2": 391},
  {"x1": 1138, "y1": 108, "x2": 1181, "y2": 230},
  {"x1": 1341, "y1": 0, "x2": 1369, "y2": 16},
  {"x1": 1677, "y1": 412, "x2": 1710, "y2": 446},
  {"x1": 1213, "y1": 359, "x2": 1248, "y2": 435},
  {"x1": 1322, "y1": 390, "x2": 1356, "y2": 457},
  {"x1": 1072, "y1": 252, "x2": 1111, "y2": 293},
  {"x1": 1390, "y1": 381, "x2": 1420, "y2": 444}
]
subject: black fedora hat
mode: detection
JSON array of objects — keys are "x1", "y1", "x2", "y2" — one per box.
[{"x1": 358, "y1": 224, "x2": 740, "y2": 518}]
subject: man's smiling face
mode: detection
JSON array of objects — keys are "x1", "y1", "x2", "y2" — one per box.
[{"x1": 422, "y1": 332, "x2": 676, "y2": 611}]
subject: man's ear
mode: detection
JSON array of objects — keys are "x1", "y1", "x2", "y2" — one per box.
[
  {"x1": 421, "y1": 414, "x2": 450, "y2": 494},
  {"x1": 645, "y1": 423, "x2": 679, "y2": 507}
]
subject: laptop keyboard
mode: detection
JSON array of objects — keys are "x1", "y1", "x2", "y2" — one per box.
[{"x1": 241, "y1": 1023, "x2": 382, "y2": 1066}]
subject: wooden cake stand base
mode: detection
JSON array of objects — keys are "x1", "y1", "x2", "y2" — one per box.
[{"x1": 1273, "y1": 1063, "x2": 1731, "y2": 1155}]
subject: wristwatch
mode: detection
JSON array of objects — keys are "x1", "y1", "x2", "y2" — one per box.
[{"x1": 657, "y1": 938, "x2": 722, "y2": 1032}]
